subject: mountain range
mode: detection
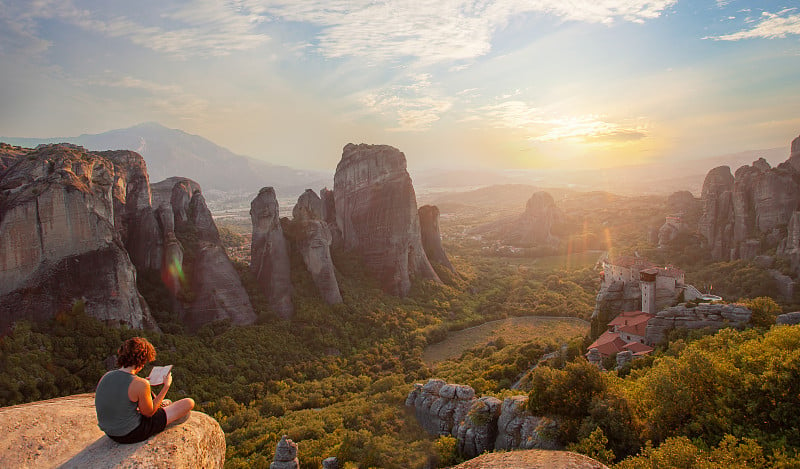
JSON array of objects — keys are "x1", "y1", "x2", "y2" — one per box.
[
  {"x1": 2, "y1": 123, "x2": 788, "y2": 199},
  {"x1": 1, "y1": 122, "x2": 330, "y2": 198}
]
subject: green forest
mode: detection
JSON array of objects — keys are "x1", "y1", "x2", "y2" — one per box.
[{"x1": 2, "y1": 193, "x2": 800, "y2": 468}]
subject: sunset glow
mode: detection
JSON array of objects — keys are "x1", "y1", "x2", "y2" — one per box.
[{"x1": 1, "y1": 0, "x2": 798, "y2": 171}]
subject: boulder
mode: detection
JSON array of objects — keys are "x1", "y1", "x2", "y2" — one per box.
[
  {"x1": 290, "y1": 190, "x2": 342, "y2": 304},
  {"x1": 418, "y1": 205, "x2": 455, "y2": 273},
  {"x1": 333, "y1": 144, "x2": 439, "y2": 296},
  {"x1": 250, "y1": 187, "x2": 294, "y2": 318},
  {"x1": 777, "y1": 312, "x2": 800, "y2": 325},
  {"x1": 0, "y1": 394, "x2": 225, "y2": 469},
  {"x1": 0, "y1": 144, "x2": 156, "y2": 330},
  {"x1": 270, "y1": 435, "x2": 299, "y2": 469},
  {"x1": 455, "y1": 396, "x2": 502, "y2": 458}
]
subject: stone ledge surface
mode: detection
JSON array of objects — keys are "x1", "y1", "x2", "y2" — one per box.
[{"x1": 0, "y1": 393, "x2": 225, "y2": 468}]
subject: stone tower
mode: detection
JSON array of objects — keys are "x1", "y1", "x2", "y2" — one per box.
[{"x1": 640, "y1": 268, "x2": 657, "y2": 315}]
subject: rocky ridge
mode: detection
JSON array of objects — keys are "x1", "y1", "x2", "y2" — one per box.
[
  {"x1": 699, "y1": 135, "x2": 800, "y2": 275},
  {"x1": 0, "y1": 144, "x2": 255, "y2": 331},
  {"x1": 0, "y1": 393, "x2": 225, "y2": 468},
  {"x1": 645, "y1": 302, "x2": 752, "y2": 344},
  {"x1": 0, "y1": 144, "x2": 156, "y2": 330},
  {"x1": 406, "y1": 379, "x2": 559, "y2": 459}
]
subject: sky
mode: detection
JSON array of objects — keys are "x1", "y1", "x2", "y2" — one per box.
[{"x1": 1, "y1": 0, "x2": 799, "y2": 171}]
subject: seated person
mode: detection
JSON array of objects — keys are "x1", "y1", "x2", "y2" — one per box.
[{"x1": 95, "y1": 337, "x2": 195, "y2": 444}]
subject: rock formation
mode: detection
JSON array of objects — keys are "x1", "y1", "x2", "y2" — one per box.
[
  {"x1": 450, "y1": 450, "x2": 608, "y2": 469},
  {"x1": 777, "y1": 312, "x2": 800, "y2": 325},
  {"x1": 290, "y1": 190, "x2": 342, "y2": 304},
  {"x1": 469, "y1": 191, "x2": 565, "y2": 248},
  {"x1": 511, "y1": 191, "x2": 565, "y2": 247},
  {"x1": 0, "y1": 393, "x2": 225, "y2": 468},
  {"x1": 406, "y1": 379, "x2": 559, "y2": 459},
  {"x1": 699, "y1": 135, "x2": 800, "y2": 265},
  {"x1": 418, "y1": 205, "x2": 455, "y2": 273},
  {"x1": 250, "y1": 187, "x2": 294, "y2": 318},
  {"x1": 333, "y1": 143, "x2": 439, "y2": 296},
  {"x1": 494, "y1": 395, "x2": 559, "y2": 451},
  {"x1": 0, "y1": 144, "x2": 156, "y2": 330},
  {"x1": 152, "y1": 177, "x2": 256, "y2": 329},
  {"x1": 645, "y1": 303, "x2": 751, "y2": 344},
  {"x1": 270, "y1": 436, "x2": 299, "y2": 469}
]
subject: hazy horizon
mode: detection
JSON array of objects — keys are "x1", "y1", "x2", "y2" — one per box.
[{"x1": 1, "y1": 1, "x2": 799, "y2": 172}]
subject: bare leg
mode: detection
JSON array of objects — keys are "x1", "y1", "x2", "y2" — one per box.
[{"x1": 164, "y1": 397, "x2": 195, "y2": 425}]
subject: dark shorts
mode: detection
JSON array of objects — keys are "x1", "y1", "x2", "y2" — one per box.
[{"x1": 108, "y1": 408, "x2": 167, "y2": 444}]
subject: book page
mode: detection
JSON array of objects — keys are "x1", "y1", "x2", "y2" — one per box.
[{"x1": 147, "y1": 365, "x2": 172, "y2": 385}]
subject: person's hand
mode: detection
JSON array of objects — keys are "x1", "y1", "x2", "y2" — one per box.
[{"x1": 163, "y1": 372, "x2": 173, "y2": 389}]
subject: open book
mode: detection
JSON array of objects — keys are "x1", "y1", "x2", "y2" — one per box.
[{"x1": 147, "y1": 365, "x2": 173, "y2": 386}]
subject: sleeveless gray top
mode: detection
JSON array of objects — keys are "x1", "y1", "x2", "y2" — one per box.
[{"x1": 95, "y1": 370, "x2": 141, "y2": 436}]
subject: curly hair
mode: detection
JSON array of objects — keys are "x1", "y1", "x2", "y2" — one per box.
[{"x1": 116, "y1": 337, "x2": 156, "y2": 369}]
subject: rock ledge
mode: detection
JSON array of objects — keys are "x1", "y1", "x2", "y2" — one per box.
[{"x1": 0, "y1": 393, "x2": 225, "y2": 468}]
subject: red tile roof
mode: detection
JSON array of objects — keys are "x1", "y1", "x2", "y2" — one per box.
[
  {"x1": 623, "y1": 341, "x2": 654, "y2": 355},
  {"x1": 587, "y1": 331, "x2": 627, "y2": 358},
  {"x1": 609, "y1": 311, "x2": 654, "y2": 336}
]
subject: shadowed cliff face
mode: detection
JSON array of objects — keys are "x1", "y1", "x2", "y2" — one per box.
[
  {"x1": 418, "y1": 204, "x2": 455, "y2": 273},
  {"x1": 333, "y1": 143, "x2": 440, "y2": 296},
  {"x1": 250, "y1": 187, "x2": 293, "y2": 318},
  {"x1": 290, "y1": 189, "x2": 342, "y2": 305},
  {"x1": 151, "y1": 177, "x2": 256, "y2": 329},
  {"x1": 699, "y1": 134, "x2": 800, "y2": 267},
  {"x1": 0, "y1": 143, "x2": 156, "y2": 330}
]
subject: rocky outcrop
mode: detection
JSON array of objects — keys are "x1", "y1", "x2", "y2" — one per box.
[
  {"x1": 320, "y1": 188, "x2": 342, "y2": 248},
  {"x1": 510, "y1": 191, "x2": 565, "y2": 247},
  {"x1": 406, "y1": 380, "x2": 559, "y2": 459},
  {"x1": 451, "y1": 450, "x2": 608, "y2": 469},
  {"x1": 469, "y1": 191, "x2": 566, "y2": 248},
  {"x1": 777, "y1": 211, "x2": 800, "y2": 276},
  {"x1": 699, "y1": 135, "x2": 800, "y2": 263},
  {"x1": 270, "y1": 436, "x2": 299, "y2": 469},
  {"x1": 418, "y1": 205, "x2": 455, "y2": 273},
  {"x1": 494, "y1": 395, "x2": 559, "y2": 452},
  {"x1": 0, "y1": 393, "x2": 225, "y2": 468},
  {"x1": 658, "y1": 216, "x2": 688, "y2": 247},
  {"x1": 250, "y1": 187, "x2": 293, "y2": 318},
  {"x1": 698, "y1": 166, "x2": 735, "y2": 260},
  {"x1": 777, "y1": 312, "x2": 800, "y2": 325},
  {"x1": 645, "y1": 303, "x2": 752, "y2": 344},
  {"x1": 290, "y1": 190, "x2": 342, "y2": 304},
  {"x1": 333, "y1": 144, "x2": 439, "y2": 296},
  {"x1": 0, "y1": 144, "x2": 156, "y2": 330},
  {"x1": 152, "y1": 178, "x2": 256, "y2": 329}
]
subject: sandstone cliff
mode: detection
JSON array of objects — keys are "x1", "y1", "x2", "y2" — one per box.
[
  {"x1": 0, "y1": 394, "x2": 225, "y2": 468},
  {"x1": 151, "y1": 177, "x2": 256, "y2": 329},
  {"x1": 418, "y1": 204, "x2": 456, "y2": 273},
  {"x1": 333, "y1": 143, "x2": 439, "y2": 296},
  {"x1": 290, "y1": 189, "x2": 342, "y2": 304},
  {"x1": 0, "y1": 144, "x2": 156, "y2": 330},
  {"x1": 645, "y1": 302, "x2": 751, "y2": 344},
  {"x1": 699, "y1": 134, "x2": 800, "y2": 267},
  {"x1": 470, "y1": 191, "x2": 565, "y2": 248},
  {"x1": 250, "y1": 187, "x2": 294, "y2": 318},
  {"x1": 406, "y1": 379, "x2": 559, "y2": 459}
]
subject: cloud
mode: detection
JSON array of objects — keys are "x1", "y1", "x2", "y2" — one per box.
[
  {"x1": 474, "y1": 100, "x2": 648, "y2": 143},
  {"x1": 707, "y1": 9, "x2": 800, "y2": 41},
  {"x1": 1, "y1": 0, "x2": 269, "y2": 59},
  {"x1": 360, "y1": 74, "x2": 453, "y2": 131},
  {"x1": 87, "y1": 75, "x2": 208, "y2": 116},
  {"x1": 258, "y1": 0, "x2": 677, "y2": 65}
]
